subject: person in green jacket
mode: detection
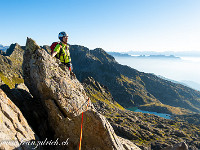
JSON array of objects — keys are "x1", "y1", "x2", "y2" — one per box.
[{"x1": 51, "y1": 31, "x2": 72, "y2": 71}]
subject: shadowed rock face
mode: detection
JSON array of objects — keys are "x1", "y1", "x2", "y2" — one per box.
[
  {"x1": 0, "y1": 88, "x2": 39, "y2": 150},
  {"x1": 22, "y1": 37, "x2": 140, "y2": 150}
]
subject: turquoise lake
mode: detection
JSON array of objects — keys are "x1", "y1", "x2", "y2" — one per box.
[{"x1": 127, "y1": 107, "x2": 171, "y2": 119}]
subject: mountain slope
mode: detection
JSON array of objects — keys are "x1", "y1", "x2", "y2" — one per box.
[
  {"x1": 69, "y1": 45, "x2": 200, "y2": 114},
  {"x1": 82, "y1": 76, "x2": 200, "y2": 149}
]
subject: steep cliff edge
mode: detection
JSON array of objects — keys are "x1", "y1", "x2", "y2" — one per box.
[{"x1": 22, "y1": 38, "x2": 140, "y2": 150}]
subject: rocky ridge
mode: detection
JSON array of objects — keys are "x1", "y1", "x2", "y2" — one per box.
[
  {"x1": 0, "y1": 41, "x2": 200, "y2": 149},
  {"x1": 22, "y1": 37, "x2": 140, "y2": 150}
]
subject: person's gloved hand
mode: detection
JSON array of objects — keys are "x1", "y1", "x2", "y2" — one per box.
[
  {"x1": 70, "y1": 63, "x2": 73, "y2": 71},
  {"x1": 66, "y1": 62, "x2": 73, "y2": 71}
]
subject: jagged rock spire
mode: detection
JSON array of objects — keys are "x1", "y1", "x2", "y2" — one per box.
[{"x1": 22, "y1": 37, "x2": 139, "y2": 150}]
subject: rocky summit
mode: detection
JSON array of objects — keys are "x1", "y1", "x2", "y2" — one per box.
[{"x1": 22, "y1": 37, "x2": 140, "y2": 150}]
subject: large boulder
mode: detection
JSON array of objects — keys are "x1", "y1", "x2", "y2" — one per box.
[
  {"x1": 22, "y1": 38, "x2": 140, "y2": 150},
  {"x1": 0, "y1": 88, "x2": 39, "y2": 150},
  {"x1": 0, "y1": 83, "x2": 51, "y2": 142}
]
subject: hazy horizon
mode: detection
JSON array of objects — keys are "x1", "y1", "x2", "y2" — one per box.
[
  {"x1": 108, "y1": 50, "x2": 200, "y2": 54},
  {"x1": 1, "y1": 43, "x2": 200, "y2": 56},
  {"x1": 114, "y1": 55, "x2": 200, "y2": 91}
]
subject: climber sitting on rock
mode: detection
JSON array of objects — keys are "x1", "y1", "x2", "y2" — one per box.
[{"x1": 51, "y1": 31, "x2": 73, "y2": 72}]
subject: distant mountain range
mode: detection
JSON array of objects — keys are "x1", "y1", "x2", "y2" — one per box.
[
  {"x1": 108, "y1": 52, "x2": 180, "y2": 59},
  {"x1": 109, "y1": 52, "x2": 200, "y2": 91},
  {"x1": 107, "y1": 52, "x2": 132, "y2": 57},
  {"x1": 125, "y1": 50, "x2": 200, "y2": 57},
  {"x1": 0, "y1": 44, "x2": 9, "y2": 52}
]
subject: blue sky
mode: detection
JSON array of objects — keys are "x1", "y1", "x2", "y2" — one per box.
[{"x1": 0, "y1": 0, "x2": 200, "y2": 52}]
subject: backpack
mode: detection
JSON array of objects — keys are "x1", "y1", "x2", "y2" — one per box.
[{"x1": 50, "y1": 42, "x2": 61, "y2": 55}]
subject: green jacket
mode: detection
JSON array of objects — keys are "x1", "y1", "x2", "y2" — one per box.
[{"x1": 54, "y1": 43, "x2": 71, "y2": 64}]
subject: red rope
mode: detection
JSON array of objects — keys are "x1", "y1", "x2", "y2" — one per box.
[
  {"x1": 78, "y1": 98, "x2": 90, "y2": 150},
  {"x1": 79, "y1": 112, "x2": 84, "y2": 150}
]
